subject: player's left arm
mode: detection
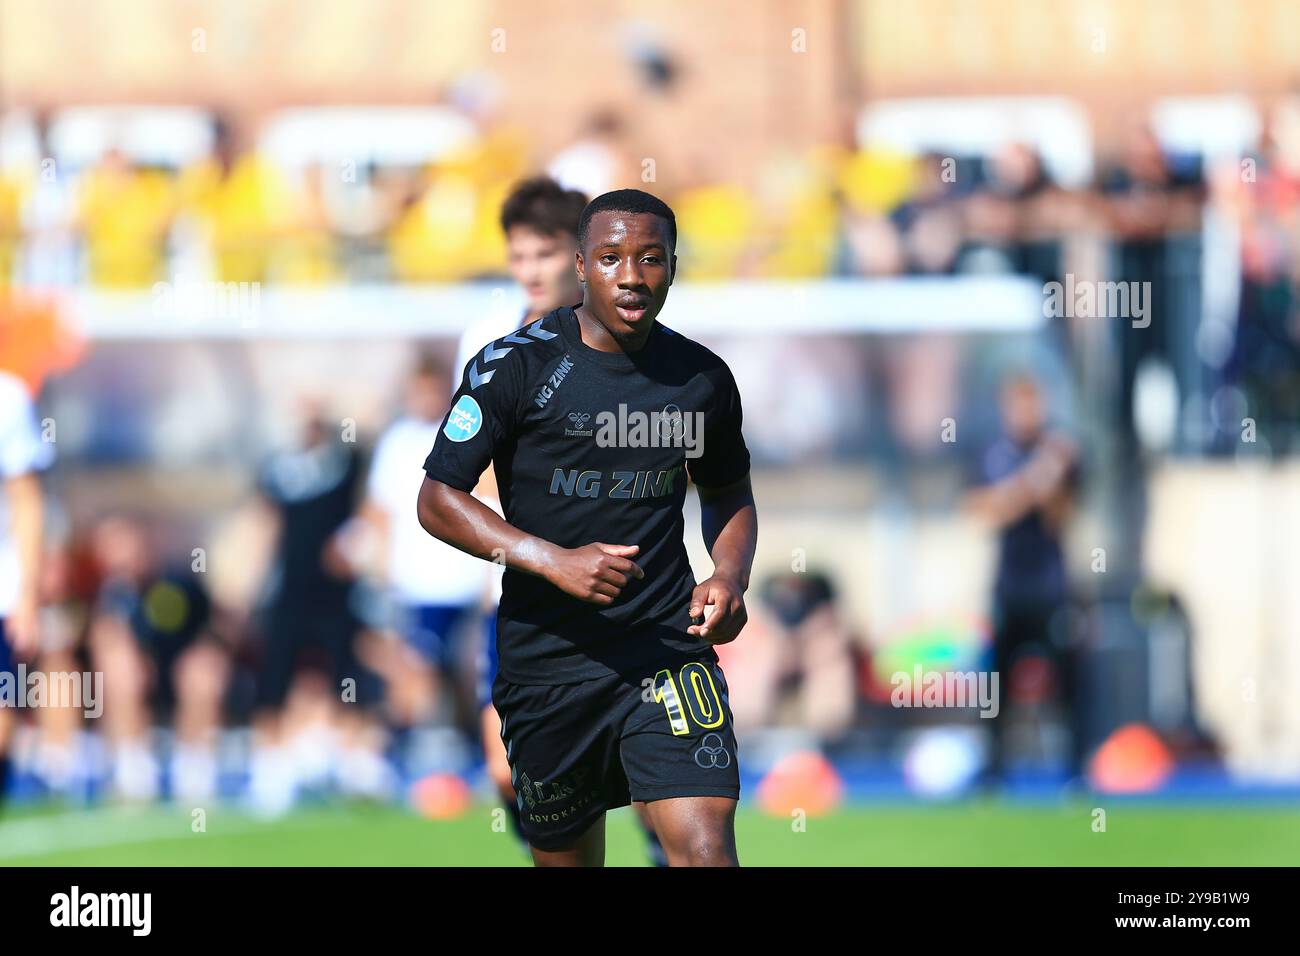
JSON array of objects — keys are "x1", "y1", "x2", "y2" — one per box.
[
  {"x1": 689, "y1": 475, "x2": 757, "y2": 644},
  {"x1": 687, "y1": 361, "x2": 757, "y2": 645}
]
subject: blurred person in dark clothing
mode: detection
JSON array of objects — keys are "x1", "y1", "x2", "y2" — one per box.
[
  {"x1": 964, "y1": 374, "x2": 1082, "y2": 783},
  {"x1": 1221, "y1": 111, "x2": 1300, "y2": 454},
  {"x1": 962, "y1": 142, "x2": 1064, "y2": 284},
  {"x1": 86, "y1": 515, "x2": 230, "y2": 802},
  {"x1": 246, "y1": 400, "x2": 388, "y2": 815},
  {"x1": 1097, "y1": 124, "x2": 1205, "y2": 450}
]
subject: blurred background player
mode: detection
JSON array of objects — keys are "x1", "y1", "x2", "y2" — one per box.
[
  {"x1": 964, "y1": 372, "x2": 1082, "y2": 784},
  {"x1": 356, "y1": 357, "x2": 487, "y2": 743},
  {"x1": 86, "y1": 514, "x2": 229, "y2": 802},
  {"x1": 0, "y1": 369, "x2": 51, "y2": 812},
  {"x1": 246, "y1": 399, "x2": 389, "y2": 815}
]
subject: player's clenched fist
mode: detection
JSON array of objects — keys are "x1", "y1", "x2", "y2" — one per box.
[
  {"x1": 687, "y1": 575, "x2": 747, "y2": 644},
  {"x1": 545, "y1": 542, "x2": 645, "y2": 605}
]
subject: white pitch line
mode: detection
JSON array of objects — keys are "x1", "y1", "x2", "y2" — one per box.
[{"x1": 0, "y1": 806, "x2": 267, "y2": 861}]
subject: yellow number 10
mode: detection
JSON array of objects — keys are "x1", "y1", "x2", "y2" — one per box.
[{"x1": 652, "y1": 662, "x2": 725, "y2": 736}]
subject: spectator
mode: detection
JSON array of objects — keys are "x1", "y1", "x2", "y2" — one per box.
[
  {"x1": 86, "y1": 515, "x2": 229, "y2": 802},
  {"x1": 964, "y1": 373, "x2": 1082, "y2": 782}
]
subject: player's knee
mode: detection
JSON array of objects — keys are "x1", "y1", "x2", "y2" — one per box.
[
  {"x1": 674, "y1": 828, "x2": 736, "y2": 867},
  {"x1": 175, "y1": 644, "x2": 227, "y2": 703}
]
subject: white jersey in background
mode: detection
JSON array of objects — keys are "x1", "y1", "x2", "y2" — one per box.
[
  {"x1": 369, "y1": 415, "x2": 486, "y2": 607},
  {"x1": 453, "y1": 309, "x2": 529, "y2": 382},
  {"x1": 456, "y1": 314, "x2": 529, "y2": 605},
  {"x1": 0, "y1": 371, "x2": 53, "y2": 616}
]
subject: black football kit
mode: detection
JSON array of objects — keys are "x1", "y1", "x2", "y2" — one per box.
[{"x1": 424, "y1": 305, "x2": 749, "y2": 848}]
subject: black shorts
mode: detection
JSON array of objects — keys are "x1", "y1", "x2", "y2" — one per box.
[
  {"x1": 492, "y1": 654, "x2": 741, "y2": 851},
  {"x1": 257, "y1": 600, "x2": 378, "y2": 710}
]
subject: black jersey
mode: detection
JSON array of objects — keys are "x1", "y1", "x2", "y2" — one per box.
[
  {"x1": 424, "y1": 305, "x2": 750, "y2": 684},
  {"x1": 259, "y1": 439, "x2": 361, "y2": 609}
]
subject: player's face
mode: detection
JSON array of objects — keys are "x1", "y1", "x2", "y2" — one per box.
[
  {"x1": 577, "y1": 211, "x2": 675, "y2": 341},
  {"x1": 506, "y1": 226, "x2": 581, "y2": 314},
  {"x1": 1002, "y1": 379, "x2": 1045, "y2": 442}
]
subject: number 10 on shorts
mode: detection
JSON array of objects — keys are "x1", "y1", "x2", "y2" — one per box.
[{"x1": 651, "y1": 662, "x2": 725, "y2": 736}]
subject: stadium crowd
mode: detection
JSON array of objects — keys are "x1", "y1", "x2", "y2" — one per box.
[{"x1": 0, "y1": 103, "x2": 1291, "y2": 296}]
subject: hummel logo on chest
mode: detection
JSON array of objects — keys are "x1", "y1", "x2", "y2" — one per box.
[
  {"x1": 534, "y1": 355, "x2": 575, "y2": 408},
  {"x1": 565, "y1": 411, "x2": 593, "y2": 436}
]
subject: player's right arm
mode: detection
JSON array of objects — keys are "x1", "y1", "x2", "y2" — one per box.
[
  {"x1": 964, "y1": 434, "x2": 1077, "y2": 528},
  {"x1": 417, "y1": 479, "x2": 641, "y2": 605},
  {"x1": 417, "y1": 345, "x2": 642, "y2": 606}
]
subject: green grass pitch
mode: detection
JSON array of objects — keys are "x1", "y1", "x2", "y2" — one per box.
[{"x1": 3, "y1": 800, "x2": 1298, "y2": 866}]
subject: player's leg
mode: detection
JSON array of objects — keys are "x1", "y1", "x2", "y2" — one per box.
[
  {"x1": 31, "y1": 642, "x2": 81, "y2": 795},
  {"x1": 407, "y1": 603, "x2": 472, "y2": 727},
  {"x1": 1040, "y1": 598, "x2": 1084, "y2": 780},
  {"x1": 0, "y1": 619, "x2": 12, "y2": 809},
  {"x1": 528, "y1": 812, "x2": 606, "y2": 867},
  {"x1": 247, "y1": 603, "x2": 302, "y2": 815},
  {"x1": 481, "y1": 705, "x2": 511, "y2": 793},
  {"x1": 328, "y1": 612, "x2": 392, "y2": 800},
  {"x1": 480, "y1": 703, "x2": 525, "y2": 838},
  {"x1": 170, "y1": 639, "x2": 228, "y2": 801},
  {"x1": 630, "y1": 800, "x2": 670, "y2": 866},
  {"x1": 493, "y1": 672, "x2": 620, "y2": 867},
  {"x1": 88, "y1": 612, "x2": 157, "y2": 800},
  {"x1": 476, "y1": 611, "x2": 525, "y2": 840},
  {"x1": 640, "y1": 795, "x2": 738, "y2": 866},
  {"x1": 621, "y1": 656, "x2": 742, "y2": 867},
  {"x1": 985, "y1": 599, "x2": 1035, "y2": 783},
  {"x1": 0, "y1": 709, "x2": 11, "y2": 811}
]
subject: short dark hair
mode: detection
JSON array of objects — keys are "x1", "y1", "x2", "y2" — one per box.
[
  {"x1": 411, "y1": 353, "x2": 449, "y2": 383},
  {"x1": 578, "y1": 189, "x2": 677, "y2": 252},
  {"x1": 500, "y1": 177, "x2": 588, "y2": 239}
]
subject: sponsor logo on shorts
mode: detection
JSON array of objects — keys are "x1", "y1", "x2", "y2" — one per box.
[
  {"x1": 517, "y1": 766, "x2": 593, "y2": 822},
  {"x1": 693, "y1": 732, "x2": 731, "y2": 769}
]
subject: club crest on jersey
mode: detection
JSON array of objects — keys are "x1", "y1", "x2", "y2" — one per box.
[{"x1": 443, "y1": 394, "x2": 483, "y2": 442}]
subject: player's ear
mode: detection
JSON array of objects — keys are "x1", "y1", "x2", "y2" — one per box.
[
  {"x1": 669, "y1": 253, "x2": 677, "y2": 286},
  {"x1": 575, "y1": 250, "x2": 586, "y2": 284}
]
